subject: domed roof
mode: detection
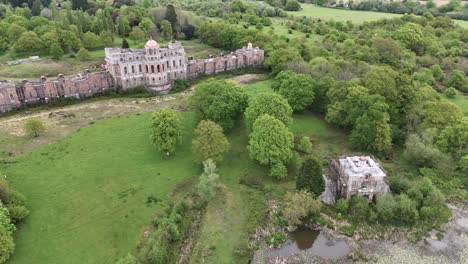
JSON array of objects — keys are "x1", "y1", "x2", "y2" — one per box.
[{"x1": 145, "y1": 38, "x2": 159, "y2": 48}]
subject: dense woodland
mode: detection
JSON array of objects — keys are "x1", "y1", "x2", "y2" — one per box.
[{"x1": 0, "y1": 0, "x2": 467, "y2": 263}]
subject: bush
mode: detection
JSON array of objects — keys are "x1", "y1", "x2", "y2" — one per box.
[
  {"x1": 335, "y1": 198, "x2": 349, "y2": 214},
  {"x1": 270, "y1": 163, "x2": 288, "y2": 179},
  {"x1": 76, "y1": 47, "x2": 91, "y2": 61},
  {"x1": 349, "y1": 196, "x2": 369, "y2": 222},
  {"x1": 23, "y1": 119, "x2": 45, "y2": 137},
  {"x1": 297, "y1": 136, "x2": 312, "y2": 154},
  {"x1": 282, "y1": 190, "x2": 321, "y2": 228},
  {"x1": 296, "y1": 156, "x2": 325, "y2": 196},
  {"x1": 444, "y1": 87, "x2": 457, "y2": 98}
]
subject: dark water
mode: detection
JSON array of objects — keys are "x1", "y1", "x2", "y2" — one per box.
[{"x1": 272, "y1": 229, "x2": 351, "y2": 259}]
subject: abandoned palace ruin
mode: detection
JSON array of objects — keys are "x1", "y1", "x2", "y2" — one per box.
[
  {"x1": 330, "y1": 155, "x2": 390, "y2": 202},
  {"x1": 0, "y1": 39, "x2": 264, "y2": 113}
]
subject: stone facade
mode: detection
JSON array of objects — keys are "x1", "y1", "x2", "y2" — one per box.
[
  {"x1": 330, "y1": 155, "x2": 389, "y2": 201},
  {"x1": 0, "y1": 39, "x2": 264, "y2": 114},
  {"x1": 105, "y1": 39, "x2": 264, "y2": 92},
  {"x1": 0, "y1": 72, "x2": 112, "y2": 113}
]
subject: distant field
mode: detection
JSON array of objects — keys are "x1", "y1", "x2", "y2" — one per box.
[{"x1": 288, "y1": 4, "x2": 468, "y2": 28}]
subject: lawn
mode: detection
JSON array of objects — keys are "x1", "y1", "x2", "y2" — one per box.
[
  {"x1": 445, "y1": 91, "x2": 468, "y2": 115},
  {"x1": 5, "y1": 112, "x2": 200, "y2": 264},
  {"x1": 287, "y1": 4, "x2": 468, "y2": 28}
]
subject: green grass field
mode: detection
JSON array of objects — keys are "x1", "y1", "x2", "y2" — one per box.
[
  {"x1": 4, "y1": 79, "x2": 346, "y2": 264},
  {"x1": 287, "y1": 4, "x2": 468, "y2": 28},
  {"x1": 5, "y1": 112, "x2": 200, "y2": 264}
]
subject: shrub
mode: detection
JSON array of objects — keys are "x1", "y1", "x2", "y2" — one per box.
[
  {"x1": 270, "y1": 163, "x2": 288, "y2": 179},
  {"x1": 296, "y1": 156, "x2": 325, "y2": 196},
  {"x1": 297, "y1": 136, "x2": 312, "y2": 154},
  {"x1": 349, "y1": 196, "x2": 369, "y2": 222},
  {"x1": 23, "y1": 119, "x2": 46, "y2": 137},
  {"x1": 335, "y1": 198, "x2": 349, "y2": 214},
  {"x1": 282, "y1": 190, "x2": 321, "y2": 228},
  {"x1": 76, "y1": 48, "x2": 91, "y2": 61},
  {"x1": 444, "y1": 87, "x2": 457, "y2": 98}
]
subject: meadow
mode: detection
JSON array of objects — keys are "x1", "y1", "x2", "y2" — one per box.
[
  {"x1": 4, "y1": 79, "x2": 347, "y2": 264},
  {"x1": 288, "y1": 4, "x2": 468, "y2": 28},
  {"x1": 446, "y1": 91, "x2": 468, "y2": 115}
]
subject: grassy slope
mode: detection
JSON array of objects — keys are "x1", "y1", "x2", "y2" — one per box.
[
  {"x1": 6, "y1": 112, "x2": 199, "y2": 264},
  {"x1": 288, "y1": 4, "x2": 468, "y2": 28},
  {"x1": 445, "y1": 91, "x2": 468, "y2": 115}
]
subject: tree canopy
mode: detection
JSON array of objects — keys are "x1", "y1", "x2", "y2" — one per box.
[{"x1": 150, "y1": 108, "x2": 182, "y2": 155}]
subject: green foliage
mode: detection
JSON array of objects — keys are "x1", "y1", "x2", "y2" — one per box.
[
  {"x1": 244, "y1": 93, "x2": 293, "y2": 131},
  {"x1": 269, "y1": 163, "x2": 288, "y2": 179},
  {"x1": 435, "y1": 117, "x2": 468, "y2": 160},
  {"x1": 190, "y1": 79, "x2": 248, "y2": 131},
  {"x1": 282, "y1": 190, "x2": 321, "y2": 227},
  {"x1": 296, "y1": 156, "x2": 324, "y2": 196},
  {"x1": 49, "y1": 43, "x2": 64, "y2": 60},
  {"x1": 0, "y1": 224, "x2": 14, "y2": 264},
  {"x1": 444, "y1": 87, "x2": 457, "y2": 98},
  {"x1": 335, "y1": 198, "x2": 349, "y2": 214},
  {"x1": 277, "y1": 73, "x2": 315, "y2": 112},
  {"x1": 14, "y1": 31, "x2": 43, "y2": 53},
  {"x1": 404, "y1": 132, "x2": 453, "y2": 171},
  {"x1": 192, "y1": 120, "x2": 230, "y2": 163},
  {"x1": 297, "y1": 136, "x2": 312, "y2": 154},
  {"x1": 265, "y1": 48, "x2": 303, "y2": 76},
  {"x1": 160, "y1": 20, "x2": 173, "y2": 40},
  {"x1": 150, "y1": 108, "x2": 182, "y2": 154},
  {"x1": 121, "y1": 38, "x2": 129, "y2": 49},
  {"x1": 76, "y1": 47, "x2": 91, "y2": 61},
  {"x1": 248, "y1": 114, "x2": 293, "y2": 178},
  {"x1": 116, "y1": 254, "x2": 138, "y2": 264},
  {"x1": 23, "y1": 118, "x2": 45, "y2": 137},
  {"x1": 348, "y1": 196, "x2": 369, "y2": 222},
  {"x1": 197, "y1": 159, "x2": 220, "y2": 201},
  {"x1": 446, "y1": 70, "x2": 467, "y2": 92},
  {"x1": 285, "y1": 0, "x2": 301, "y2": 11}
]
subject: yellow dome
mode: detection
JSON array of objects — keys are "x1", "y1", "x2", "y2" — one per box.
[{"x1": 145, "y1": 39, "x2": 159, "y2": 48}]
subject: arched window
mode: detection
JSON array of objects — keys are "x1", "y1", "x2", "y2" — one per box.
[
  {"x1": 124, "y1": 67, "x2": 127, "y2": 74},
  {"x1": 162, "y1": 64, "x2": 165, "y2": 71},
  {"x1": 146, "y1": 65, "x2": 149, "y2": 73},
  {"x1": 131, "y1": 66, "x2": 135, "y2": 73},
  {"x1": 151, "y1": 65, "x2": 155, "y2": 73},
  {"x1": 139, "y1": 65, "x2": 142, "y2": 72},
  {"x1": 157, "y1": 65, "x2": 160, "y2": 73}
]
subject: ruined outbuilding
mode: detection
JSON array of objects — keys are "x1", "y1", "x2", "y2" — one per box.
[{"x1": 330, "y1": 155, "x2": 389, "y2": 201}]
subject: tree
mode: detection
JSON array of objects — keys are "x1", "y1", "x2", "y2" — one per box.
[
  {"x1": 446, "y1": 70, "x2": 466, "y2": 92},
  {"x1": 190, "y1": 79, "x2": 248, "y2": 131},
  {"x1": 349, "y1": 109, "x2": 392, "y2": 153},
  {"x1": 99, "y1": 31, "x2": 113, "y2": 47},
  {"x1": 165, "y1": 4, "x2": 179, "y2": 35},
  {"x1": 129, "y1": 26, "x2": 145, "y2": 43},
  {"x1": 116, "y1": 253, "x2": 138, "y2": 264},
  {"x1": 150, "y1": 108, "x2": 182, "y2": 155},
  {"x1": 49, "y1": 43, "x2": 64, "y2": 60},
  {"x1": 192, "y1": 120, "x2": 230, "y2": 163},
  {"x1": 372, "y1": 37, "x2": 402, "y2": 66},
  {"x1": 404, "y1": 133, "x2": 453, "y2": 171},
  {"x1": 395, "y1": 194, "x2": 419, "y2": 226},
  {"x1": 76, "y1": 47, "x2": 91, "y2": 61},
  {"x1": 121, "y1": 38, "x2": 129, "y2": 49},
  {"x1": 271, "y1": 70, "x2": 295, "y2": 92},
  {"x1": 375, "y1": 194, "x2": 397, "y2": 224},
  {"x1": 282, "y1": 190, "x2": 321, "y2": 227},
  {"x1": 349, "y1": 196, "x2": 370, "y2": 222},
  {"x1": 285, "y1": 0, "x2": 301, "y2": 11},
  {"x1": 265, "y1": 47, "x2": 303, "y2": 76},
  {"x1": 297, "y1": 136, "x2": 312, "y2": 154},
  {"x1": 435, "y1": 117, "x2": 468, "y2": 160},
  {"x1": 14, "y1": 31, "x2": 43, "y2": 53},
  {"x1": 24, "y1": 119, "x2": 45, "y2": 137},
  {"x1": 0, "y1": 224, "x2": 14, "y2": 264},
  {"x1": 82, "y1": 31, "x2": 100, "y2": 49},
  {"x1": 197, "y1": 159, "x2": 219, "y2": 201},
  {"x1": 296, "y1": 156, "x2": 324, "y2": 196},
  {"x1": 444, "y1": 87, "x2": 457, "y2": 98},
  {"x1": 278, "y1": 74, "x2": 315, "y2": 112},
  {"x1": 160, "y1": 20, "x2": 173, "y2": 40},
  {"x1": 248, "y1": 114, "x2": 294, "y2": 179},
  {"x1": 244, "y1": 93, "x2": 293, "y2": 131}
]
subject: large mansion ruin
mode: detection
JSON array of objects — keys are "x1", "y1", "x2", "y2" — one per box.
[
  {"x1": 0, "y1": 39, "x2": 264, "y2": 113},
  {"x1": 330, "y1": 155, "x2": 389, "y2": 201}
]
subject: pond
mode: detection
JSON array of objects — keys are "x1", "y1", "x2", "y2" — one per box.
[{"x1": 271, "y1": 229, "x2": 351, "y2": 259}]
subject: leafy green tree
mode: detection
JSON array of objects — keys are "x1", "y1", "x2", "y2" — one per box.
[
  {"x1": 335, "y1": 198, "x2": 349, "y2": 214},
  {"x1": 395, "y1": 194, "x2": 419, "y2": 226},
  {"x1": 285, "y1": 0, "x2": 301, "y2": 11},
  {"x1": 160, "y1": 20, "x2": 173, "y2": 40},
  {"x1": 444, "y1": 87, "x2": 457, "y2": 98},
  {"x1": 165, "y1": 4, "x2": 179, "y2": 35},
  {"x1": 190, "y1": 79, "x2": 248, "y2": 131},
  {"x1": 375, "y1": 194, "x2": 397, "y2": 224},
  {"x1": 76, "y1": 47, "x2": 91, "y2": 61},
  {"x1": 99, "y1": 31, "x2": 113, "y2": 46},
  {"x1": 435, "y1": 117, "x2": 468, "y2": 160},
  {"x1": 197, "y1": 159, "x2": 219, "y2": 201},
  {"x1": 349, "y1": 196, "x2": 369, "y2": 222},
  {"x1": 60, "y1": 30, "x2": 82, "y2": 52},
  {"x1": 278, "y1": 73, "x2": 315, "y2": 112},
  {"x1": 271, "y1": 70, "x2": 295, "y2": 92},
  {"x1": 282, "y1": 190, "x2": 321, "y2": 227},
  {"x1": 446, "y1": 70, "x2": 466, "y2": 92},
  {"x1": 49, "y1": 43, "x2": 64, "y2": 60},
  {"x1": 296, "y1": 156, "x2": 324, "y2": 196},
  {"x1": 121, "y1": 38, "x2": 129, "y2": 49},
  {"x1": 404, "y1": 133, "x2": 453, "y2": 171},
  {"x1": 244, "y1": 93, "x2": 293, "y2": 131},
  {"x1": 394, "y1": 23, "x2": 426, "y2": 55},
  {"x1": 371, "y1": 37, "x2": 402, "y2": 66},
  {"x1": 24, "y1": 119, "x2": 45, "y2": 137},
  {"x1": 192, "y1": 120, "x2": 230, "y2": 163},
  {"x1": 418, "y1": 100, "x2": 463, "y2": 129},
  {"x1": 129, "y1": 26, "x2": 145, "y2": 43},
  {"x1": 429, "y1": 64, "x2": 444, "y2": 81},
  {"x1": 150, "y1": 108, "x2": 182, "y2": 155},
  {"x1": 8, "y1": 24, "x2": 26, "y2": 40},
  {"x1": 297, "y1": 136, "x2": 312, "y2": 154},
  {"x1": 14, "y1": 31, "x2": 43, "y2": 53},
  {"x1": 248, "y1": 114, "x2": 294, "y2": 179},
  {"x1": 82, "y1": 31, "x2": 100, "y2": 49},
  {"x1": 265, "y1": 47, "x2": 303, "y2": 76},
  {"x1": 116, "y1": 253, "x2": 138, "y2": 264}
]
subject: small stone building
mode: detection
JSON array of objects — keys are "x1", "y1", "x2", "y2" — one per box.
[{"x1": 331, "y1": 155, "x2": 389, "y2": 201}]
